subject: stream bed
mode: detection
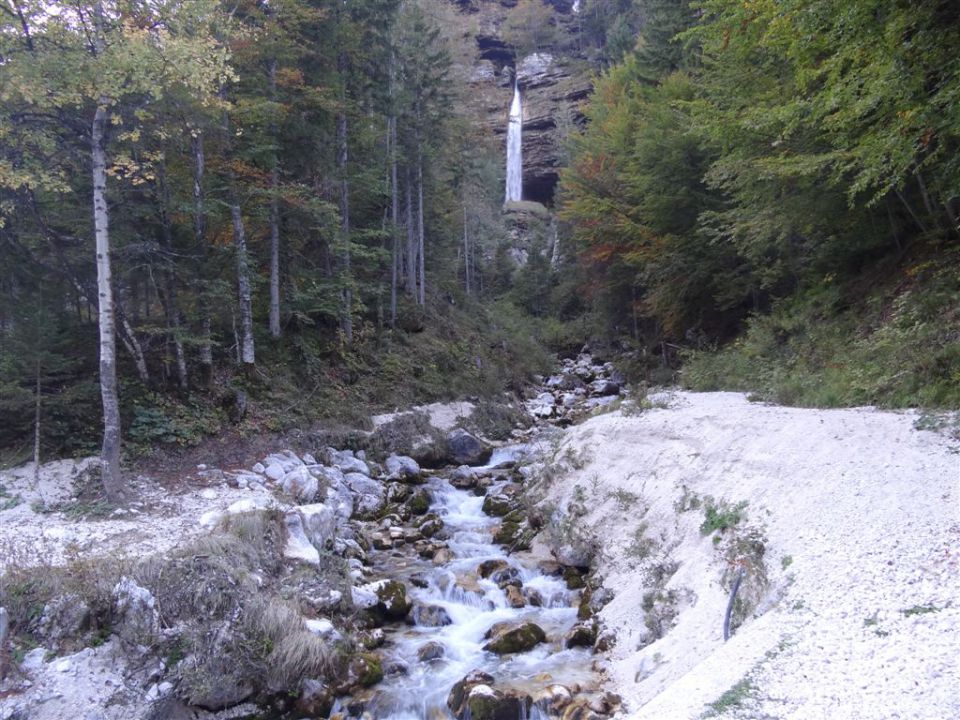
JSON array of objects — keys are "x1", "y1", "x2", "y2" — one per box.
[{"x1": 335, "y1": 442, "x2": 611, "y2": 720}]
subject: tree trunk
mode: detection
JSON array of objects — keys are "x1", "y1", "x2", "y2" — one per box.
[
  {"x1": 229, "y1": 201, "x2": 256, "y2": 369},
  {"x1": 33, "y1": 353, "x2": 41, "y2": 488},
  {"x1": 405, "y1": 166, "x2": 416, "y2": 298},
  {"x1": 268, "y1": 59, "x2": 282, "y2": 338},
  {"x1": 337, "y1": 95, "x2": 353, "y2": 344},
  {"x1": 158, "y1": 163, "x2": 188, "y2": 390},
  {"x1": 192, "y1": 133, "x2": 213, "y2": 386},
  {"x1": 92, "y1": 102, "x2": 124, "y2": 502},
  {"x1": 463, "y1": 205, "x2": 470, "y2": 296},
  {"x1": 222, "y1": 107, "x2": 256, "y2": 371},
  {"x1": 416, "y1": 134, "x2": 425, "y2": 307},
  {"x1": 390, "y1": 115, "x2": 398, "y2": 327}
]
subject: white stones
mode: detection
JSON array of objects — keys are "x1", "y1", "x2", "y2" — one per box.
[
  {"x1": 325, "y1": 448, "x2": 370, "y2": 476},
  {"x1": 283, "y1": 511, "x2": 320, "y2": 566},
  {"x1": 264, "y1": 463, "x2": 285, "y2": 482},
  {"x1": 252, "y1": 462, "x2": 266, "y2": 474},
  {"x1": 200, "y1": 488, "x2": 218, "y2": 500},
  {"x1": 281, "y1": 466, "x2": 319, "y2": 503}
]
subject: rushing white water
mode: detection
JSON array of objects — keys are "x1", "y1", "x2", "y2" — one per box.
[
  {"x1": 358, "y1": 466, "x2": 598, "y2": 719},
  {"x1": 572, "y1": 0, "x2": 580, "y2": 13},
  {"x1": 505, "y1": 81, "x2": 523, "y2": 203}
]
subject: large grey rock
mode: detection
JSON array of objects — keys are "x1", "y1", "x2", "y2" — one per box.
[
  {"x1": 299, "y1": 503, "x2": 336, "y2": 552},
  {"x1": 410, "y1": 603, "x2": 453, "y2": 627},
  {"x1": 39, "y1": 594, "x2": 90, "y2": 643},
  {"x1": 445, "y1": 429, "x2": 492, "y2": 466},
  {"x1": 343, "y1": 472, "x2": 385, "y2": 517},
  {"x1": 385, "y1": 454, "x2": 421, "y2": 483},
  {"x1": 325, "y1": 448, "x2": 370, "y2": 476},
  {"x1": 284, "y1": 511, "x2": 320, "y2": 565},
  {"x1": 282, "y1": 466, "x2": 319, "y2": 503},
  {"x1": 112, "y1": 577, "x2": 159, "y2": 647}
]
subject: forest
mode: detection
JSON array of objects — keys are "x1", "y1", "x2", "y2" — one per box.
[{"x1": 1, "y1": 0, "x2": 958, "y2": 480}]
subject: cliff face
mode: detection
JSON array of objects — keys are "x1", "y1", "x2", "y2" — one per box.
[{"x1": 447, "y1": 0, "x2": 593, "y2": 205}]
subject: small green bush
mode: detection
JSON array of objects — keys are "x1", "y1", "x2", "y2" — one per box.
[{"x1": 700, "y1": 498, "x2": 748, "y2": 535}]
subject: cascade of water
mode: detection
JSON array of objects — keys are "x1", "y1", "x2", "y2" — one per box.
[{"x1": 505, "y1": 80, "x2": 523, "y2": 203}]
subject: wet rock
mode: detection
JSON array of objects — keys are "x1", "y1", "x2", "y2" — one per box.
[
  {"x1": 564, "y1": 622, "x2": 597, "y2": 648},
  {"x1": 386, "y1": 482, "x2": 412, "y2": 503},
  {"x1": 490, "y1": 566, "x2": 522, "y2": 589},
  {"x1": 524, "y1": 587, "x2": 544, "y2": 607},
  {"x1": 473, "y1": 476, "x2": 495, "y2": 495},
  {"x1": 358, "y1": 628, "x2": 385, "y2": 650},
  {"x1": 504, "y1": 585, "x2": 525, "y2": 608},
  {"x1": 578, "y1": 587, "x2": 615, "y2": 620},
  {"x1": 410, "y1": 603, "x2": 453, "y2": 627},
  {"x1": 477, "y1": 559, "x2": 509, "y2": 578},
  {"x1": 563, "y1": 566, "x2": 586, "y2": 590},
  {"x1": 417, "y1": 515, "x2": 444, "y2": 538},
  {"x1": 385, "y1": 454, "x2": 422, "y2": 483},
  {"x1": 347, "y1": 652, "x2": 383, "y2": 688},
  {"x1": 450, "y1": 465, "x2": 478, "y2": 490},
  {"x1": 445, "y1": 428, "x2": 492, "y2": 466},
  {"x1": 464, "y1": 685, "x2": 530, "y2": 720},
  {"x1": 417, "y1": 640, "x2": 445, "y2": 662},
  {"x1": 483, "y1": 621, "x2": 546, "y2": 654},
  {"x1": 561, "y1": 698, "x2": 603, "y2": 720},
  {"x1": 296, "y1": 678, "x2": 334, "y2": 717},
  {"x1": 385, "y1": 659, "x2": 409, "y2": 676},
  {"x1": 534, "y1": 685, "x2": 573, "y2": 714},
  {"x1": 406, "y1": 489, "x2": 432, "y2": 515},
  {"x1": 448, "y1": 670, "x2": 496, "y2": 718},
  {"x1": 409, "y1": 573, "x2": 430, "y2": 589},
  {"x1": 373, "y1": 580, "x2": 412, "y2": 621},
  {"x1": 431, "y1": 546, "x2": 455, "y2": 564},
  {"x1": 481, "y1": 494, "x2": 513, "y2": 517},
  {"x1": 494, "y1": 521, "x2": 528, "y2": 548},
  {"x1": 594, "y1": 629, "x2": 617, "y2": 653}
]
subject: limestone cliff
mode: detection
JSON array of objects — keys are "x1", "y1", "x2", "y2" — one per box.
[{"x1": 446, "y1": 0, "x2": 594, "y2": 204}]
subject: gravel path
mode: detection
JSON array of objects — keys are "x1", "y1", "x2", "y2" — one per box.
[{"x1": 537, "y1": 392, "x2": 958, "y2": 720}]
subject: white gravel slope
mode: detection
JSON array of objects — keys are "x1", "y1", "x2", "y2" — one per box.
[{"x1": 542, "y1": 391, "x2": 958, "y2": 720}]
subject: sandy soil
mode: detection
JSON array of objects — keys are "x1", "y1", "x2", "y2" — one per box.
[{"x1": 537, "y1": 391, "x2": 958, "y2": 720}]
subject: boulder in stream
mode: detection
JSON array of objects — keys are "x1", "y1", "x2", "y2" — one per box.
[
  {"x1": 373, "y1": 580, "x2": 412, "y2": 621},
  {"x1": 445, "y1": 428, "x2": 492, "y2": 466},
  {"x1": 481, "y1": 494, "x2": 513, "y2": 517},
  {"x1": 385, "y1": 454, "x2": 422, "y2": 483},
  {"x1": 564, "y1": 621, "x2": 598, "y2": 648},
  {"x1": 409, "y1": 603, "x2": 453, "y2": 627},
  {"x1": 483, "y1": 621, "x2": 546, "y2": 654},
  {"x1": 417, "y1": 640, "x2": 445, "y2": 662}
]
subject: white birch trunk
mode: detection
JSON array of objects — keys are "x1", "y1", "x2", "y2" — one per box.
[{"x1": 92, "y1": 102, "x2": 124, "y2": 501}]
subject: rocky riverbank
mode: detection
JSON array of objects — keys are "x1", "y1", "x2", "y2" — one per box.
[
  {"x1": 0, "y1": 353, "x2": 626, "y2": 720},
  {"x1": 2, "y1": 351, "x2": 956, "y2": 720}
]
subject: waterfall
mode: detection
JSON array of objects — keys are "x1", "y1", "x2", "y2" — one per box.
[{"x1": 505, "y1": 80, "x2": 523, "y2": 203}]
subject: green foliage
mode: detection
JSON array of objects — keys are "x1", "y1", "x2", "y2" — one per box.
[
  {"x1": 702, "y1": 677, "x2": 756, "y2": 717},
  {"x1": 683, "y1": 250, "x2": 960, "y2": 408},
  {"x1": 127, "y1": 395, "x2": 225, "y2": 452},
  {"x1": 699, "y1": 498, "x2": 748, "y2": 535}
]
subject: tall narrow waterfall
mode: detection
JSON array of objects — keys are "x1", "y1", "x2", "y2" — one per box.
[{"x1": 505, "y1": 81, "x2": 523, "y2": 203}]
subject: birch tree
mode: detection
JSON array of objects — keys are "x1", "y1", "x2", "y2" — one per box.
[{"x1": 0, "y1": 0, "x2": 231, "y2": 500}]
